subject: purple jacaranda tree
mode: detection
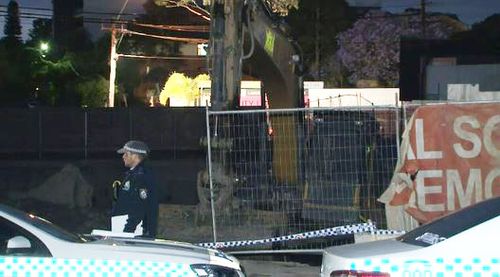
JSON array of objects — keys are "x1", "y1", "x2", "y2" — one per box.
[{"x1": 335, "y1": 10, "x2": 466, "y2": 87}]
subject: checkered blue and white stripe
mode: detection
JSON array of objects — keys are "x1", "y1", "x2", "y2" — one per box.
[
  {"x1": 348, "y1": 257, "x2": 500, "y2": 276},
  {"x1": 198, "y1": 222, "x2": 406, "y2": 249},
  {"x1": 0, "y1": 257, "x2": 196, "y2": 277}
]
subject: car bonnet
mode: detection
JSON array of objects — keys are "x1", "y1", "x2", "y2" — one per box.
[
  {"x1": 88, "y1": 237, "x2": 210, "y2": 255},
  {"x1": 324, "y1": 238, "x2": 422, "y2": 259},
  {"x1": 84, "y1": 237, "x2": 241, "y2": 270}
]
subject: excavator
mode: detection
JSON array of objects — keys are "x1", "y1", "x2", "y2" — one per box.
[
  {"x1": 196, "y1": 0, "x2": 306, "y2": 233},
  {"x1": 207, "y1": 0, "x2": 304, "y2": 188},
  {"x1": 155, "y1": 0, "x2": 305, "y2": 238}
]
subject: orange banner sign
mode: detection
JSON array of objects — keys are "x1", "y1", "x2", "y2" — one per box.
[{"x1": 380, "y1": 103, "x2": 500, "y2": 223}]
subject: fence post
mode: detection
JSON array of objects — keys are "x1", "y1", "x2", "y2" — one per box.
[
  {"x1": 402, "y1": 102, "x2": 409, "y2": 131},
  {"x1": 84, "y1": 110, "x2": 88, "y2": 159},
  {"x1": 205, "y1": 105, "x2": 218, "y2": 242},
  {"x1": 395, "y1": 106, "x2": 401, "y2": 159},
  {"x1": 38, "y1": 110, "x2": 42, "y2": 160}
]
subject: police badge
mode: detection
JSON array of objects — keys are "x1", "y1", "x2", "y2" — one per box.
[
  {"x1": 139, "y1": 188, "x2": 148, "y2": 199},
  {"x1": 123, "y1": 181, "x2": 130, "y2": 191}
]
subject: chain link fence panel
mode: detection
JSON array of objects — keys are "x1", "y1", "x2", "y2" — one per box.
[{"x1": 204, "y1": 106, "x2": 401, "y2": 250}]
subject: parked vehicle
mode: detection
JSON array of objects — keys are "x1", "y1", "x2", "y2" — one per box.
[
  {"x1": 321, "y1": 196, "x2": 500, "y2": 277},
  {"x1": 0, "y1": 204, "x2": 245, "y2": 276}
]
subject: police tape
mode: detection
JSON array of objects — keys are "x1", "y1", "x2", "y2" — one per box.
[{"x1": 197, "y1": 222, "x2": 406, "y2": 249}]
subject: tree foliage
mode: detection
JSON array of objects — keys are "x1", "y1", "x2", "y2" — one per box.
[
  {"x1": 0, "y1": 44, "x2": 33, "y2": 105},
  {"x1": 335, "y1": 10, "x2": 466, "y2": 87},
  {"x1": 159, "y1": 73, "x2": 209, "y2": 106},
  {"x1": 159, "y1": 72, "x2": 193, "y2": 106},
  {"x1": 3, "y1": 0, "x2": 22, "y2": 45},
  {"x1": 0, "y1": 20, "x2": 110, "y2": 107},
  {"x1": 451, "y1": 14, "x2": 500, "y2": 52},
  {"x1": 75, "y1": 76, "x2": 109, "y2": 108},
  {"x1": 116, "y1": 58, "x2": 142, "y2": 106},
  {"x1": 285, "y1": 0, "x2": 355, "y2": 79},
  {"x1": 119, "y1": 0, "x2": 182, "y2": 56},
  {"x1": 26, "y1": 19, "x2": 53, "y2": 47},
  {"x1": 156, "y1": 0, "x2": 298, "y2": 15},
  {"x1": 31, "y1": 54, "x2": 81, "y2": 106},
  {"x1": 264, "y1": 0, "x2": 298, "y2": 15}
]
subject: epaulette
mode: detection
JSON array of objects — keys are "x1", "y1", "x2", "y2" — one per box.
[{"x1": 135, "y1": 166, "x2": 145, "y2": 175}]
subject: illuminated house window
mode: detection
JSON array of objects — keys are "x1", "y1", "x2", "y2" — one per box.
[{"x1": 197, "y1": 43, "x2": 208, "y2": 56}]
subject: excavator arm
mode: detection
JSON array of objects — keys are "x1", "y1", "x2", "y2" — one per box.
[
  {"x1": 209, "y1": 0, "x2": 304, "y2": 185},
  {"x1": 209, "y1": 0, "x2": 303, "y2": 110}
]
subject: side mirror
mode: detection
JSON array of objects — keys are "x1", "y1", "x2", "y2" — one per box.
[{"x1": 6, "y1": 236, "x2": 32, "y2": 253}]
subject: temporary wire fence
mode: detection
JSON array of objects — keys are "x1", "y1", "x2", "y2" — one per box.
[{"x1": 202, "y1": 106, "x2": 401, "y2": 250}]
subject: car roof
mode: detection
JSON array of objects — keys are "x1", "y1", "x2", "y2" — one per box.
[{"x1": 399, "y1": 196, "x2": 500, "y2": 246}]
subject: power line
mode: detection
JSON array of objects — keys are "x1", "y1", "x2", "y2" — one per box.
[
  {"x1": 0, "y1": 12, "x2": 131, "y2": 24},
  {"x1": 0, "y1": 10, "x2": 426, "y2": 25},
  {"x1": 155, "y1": 0, "x2": 210, "y2": 18},
  {"x1": 0, "y1": 11, "x2": 212, "y2": 29},
  {"x1": 0, "y1": 3, "x2": 210, "y2": 19},
  {"x1": 118, "y1": 54, "x2": 206, "y2": 60},
  {"x1": 119, "y1": 28, "x2": 208, "y2": 43},
  {"x1": 0, "y1": 4, "x2": 142, "y2": 17},
  {"x1": 1, "y1": 10, "x2": 456, "y2": 26},
  {"x1": 133, "y1": 22, "x2": 208, "y2": 32},
  {"x1": 179, "y1": 3, "x2": 210, "y2": 21},
  {"x1": 0, "y1": 3, "x2": 212, "y2": 29},
  {"x1": 377, "y1": 0, "x2": 430, "y2": 9},
  {"x1": 116, "y1": 0, "x2": 131, "y2": 49},
  {"x1": 116, "y1": 0, "x2": 131, "y2": 20}
]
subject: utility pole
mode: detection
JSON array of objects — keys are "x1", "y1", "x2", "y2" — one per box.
[
  {"x1": 109, "y1": 27, "x2": 118, "y2": 107},
  {"x1": 420, "y1": 0, "x2": 426, "y2": 38},
  {"x1": 315, "y1": 6, "x2": 320, "y2": 79},
  {"x1": 209, "y1": 0, "x2": 243, "y2": 111}
]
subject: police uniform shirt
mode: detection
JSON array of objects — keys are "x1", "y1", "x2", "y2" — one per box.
[{"x1": 112, "y1": 162, "x2": 158, "y2": 237}]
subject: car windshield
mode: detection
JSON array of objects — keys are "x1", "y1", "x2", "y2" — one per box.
[
  {"x1": 398, "y1": 196, "x2": 500, "y2": 247},
  {"x1": 1, "y1": 204, "x2": 87, "y2": 243}
]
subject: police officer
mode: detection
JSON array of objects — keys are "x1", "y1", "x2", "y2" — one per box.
[{"x1": 112, "y1": 140, "x2": 158, "y2": 238}]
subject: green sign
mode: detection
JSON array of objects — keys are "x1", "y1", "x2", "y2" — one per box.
[{"x1": 264, "y1": 29, "x2": 275, "y2": 56}]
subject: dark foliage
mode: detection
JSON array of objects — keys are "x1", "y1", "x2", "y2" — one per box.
[{"x1": 285, "y1": 0, "x2": 356, "y2": 79}]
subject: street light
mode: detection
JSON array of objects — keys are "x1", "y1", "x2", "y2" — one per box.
[{"x1": 40, "y1": 42, "x2": 49, "y2": 57}]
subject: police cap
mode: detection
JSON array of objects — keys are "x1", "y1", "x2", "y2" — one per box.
[{"x1": 117, "y1": 140, "x2": 150, "y2": 156}]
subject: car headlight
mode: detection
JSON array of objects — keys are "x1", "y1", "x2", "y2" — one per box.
[{"x1": 190, "y1": 264, "x2": 245, "y2": 277}]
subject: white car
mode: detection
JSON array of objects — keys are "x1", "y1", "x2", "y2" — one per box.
[
  {"x1": 0, "y1": 204, "x2": 245, "y2": 276},
  {"x1": 321, "y1": 196, "x2": 500, "y2": 277}
]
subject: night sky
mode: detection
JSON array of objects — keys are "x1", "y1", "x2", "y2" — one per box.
[
  {"x1": 2, "y1": 0, "x2": 500, "y2": 40},
  {"x1": 1, "y1": 0, "x2": 147, "y2": 40},
  {"x1": 381, "y1": 0, "x2": 500, "y2": 26}
]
